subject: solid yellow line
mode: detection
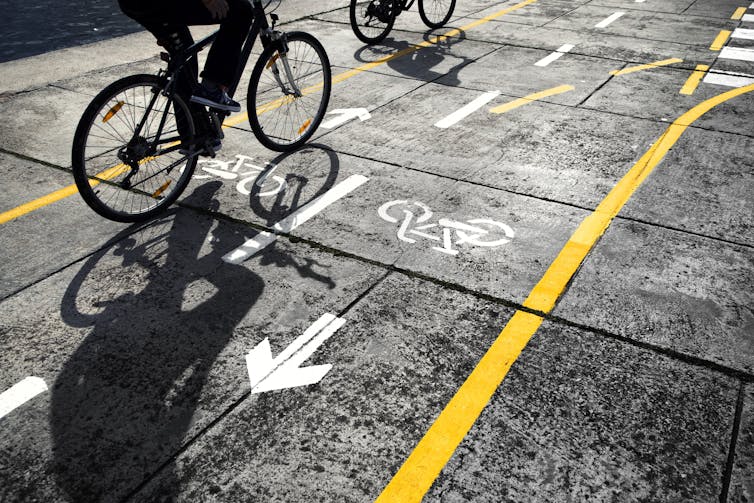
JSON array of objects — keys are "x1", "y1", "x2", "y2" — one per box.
[
  {"x1": 609, "y1": 58, "x2": 683, "y2": 76},
  {"x1": 376, "y1": 83, "x2": 754, "y2": 502},
  {"x1": 710, "y1": 30, "x2": 732, "y2": 51},
  {"x1": 732, "y1": 7, "x2": 747, "y2": 19},
  {"x1": 489, "y1": 84, "x2": 574, "y2": 114},
  {"x1": 4, "y1": 0, "x2": 539, "y2": 224},
  {"x1": 680, "y1": 64, "x2": 709, "y2": 95}
]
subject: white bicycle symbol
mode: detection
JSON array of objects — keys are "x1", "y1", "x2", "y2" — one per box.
[
  {"x1": 189, "y1": 154, "x2": 287, "y2": 197},
  {"x1": 378, "y1": 200, "x2": 515, "y2": 256}
]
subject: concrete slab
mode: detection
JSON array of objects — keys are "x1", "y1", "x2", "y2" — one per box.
[
  {"x1": 453, "y1": 17, "x2": 715, "y2": 68},
  {"x1": 429, "y1": 319, "x2": 738, "y2": 501},
  {"x1": 464, "y1": 0, "x2": 595, "y2": 26},
  {"x1": 621, "y1": 126, "x2": 754, "y2": 246},
  {"x1": 128, "y1": 273, "x2": 518, "y2": 501},
  {"x1": 543, "y1": 4, "x2": 738, "y2": 46},
  {"x1": 0, "y1": 85, "x2": 91, "y2": 168},
  {"x1": 129, "y1": 275, "x2": 739, "y2": 501},
  {"x1": 580, "y1": 65, "x2": 754, "y2": 137},
  {"x1": 729, "y1": 384, "x2": 754, "y2": 502},
  {"x1": 553, "y1": 219, "x2": 754, "y2": 375},
  {"x1": 589, "y1": 0, "x2": 696, "y2": 15},
  {"x1": 0, "y1": 194, "x2": 385, "y2": 501},
  {"x1": 0, "y1": 153, "x2": 127, "y2": 299},
  {"x1": 684, "y1": 0, "x2": 750, "y2": 20}
]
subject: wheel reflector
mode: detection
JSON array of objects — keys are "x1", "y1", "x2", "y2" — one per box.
[
  {"x1": 298, "y1": 119, "x2": 312, "y2": 134},
  {"x1": 103, "y1": 101, "x2": 125, "y2": 123},
  {"x1": 152, "y1": 180, "x2": 172, "y2": 198},
  {"x1": 266, "y1": 54, "x2": 279, "y2": 69}
]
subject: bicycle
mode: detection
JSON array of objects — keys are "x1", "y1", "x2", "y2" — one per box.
[
  {"x1": 71, "y1": 0, "x2": 331, "y2": 222},
  {"x1": 349, "y1": 0, "x2": 456, "y2": 45}
]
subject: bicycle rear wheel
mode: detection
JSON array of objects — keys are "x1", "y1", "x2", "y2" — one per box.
[
  {"x1": 72, "y1": 74, "x2": 198, "y2": 222},
  {"x1": 418, "y1": 0, "x2": 455, "y2": 28},
  {"x1": 247, "y1": 32, "x2": 331, "y2": 152},
  {"x1": 350, "y1": 0, "x2": 395, "y2": 44}
]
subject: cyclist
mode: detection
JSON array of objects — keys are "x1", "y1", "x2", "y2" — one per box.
[{"x1": 118, "y1": 0, "x2": 252, "y2": 113}]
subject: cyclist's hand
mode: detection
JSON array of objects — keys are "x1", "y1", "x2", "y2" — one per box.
[{"x1": 202, "y1": 0, "x2": 230, "y2": 19}]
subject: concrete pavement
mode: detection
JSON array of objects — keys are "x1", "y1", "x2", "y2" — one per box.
[{"x1": 1, "y1": 0, "x2": 753, "y2": 501}]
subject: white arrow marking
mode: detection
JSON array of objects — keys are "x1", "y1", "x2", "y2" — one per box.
[
  {"x1": 320, "y1": 108, "x2": 372, "y2": 129},
  {"x1": 223, "y1": 174, "x2": 369, "y2": 264},
  {"x1": 0, "y1": 376, "x2": 47, "y2": 420},
  {"x1": 246, "y1": 313, "x2": 346, "y2": 393}
]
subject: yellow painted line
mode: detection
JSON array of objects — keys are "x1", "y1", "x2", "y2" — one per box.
[
  {"x1": 710, "y1": 30, "x2": 732, "y2": 51},
  {"x1": 732, "y1": 7, "x2": 747, "y2": 20},
  {"x1": 489, "y1": 85, "x2": 574, "y2": 114},
  {"x1": 3, "y1": 0, "x2": 540, "y2": 224},
  {"x1": 609, "y1": 58, "x2": 683, "y2": 76},
  {"x1": 680, "y1": 64, "x2": 709, "y2": 95},
  {"x1": 376, "y1": 83, "x2": 754, "y2": 503}
]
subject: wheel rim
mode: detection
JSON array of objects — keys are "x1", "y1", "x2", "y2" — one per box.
[
  {"x1": 422, "y1": 0, "x2": 453, "y2": 25},
  {"x1": 353, "y1": 0, "x2": 392, "y2": 41},
  {"x1": 80, "y1": 82, "x2": 194, "y2": 218}
]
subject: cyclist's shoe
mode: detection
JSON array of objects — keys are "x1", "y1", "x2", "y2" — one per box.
[
  {"x1": 179, "y1": 137, "x2": 222, "y2": 157},
  {"x1": 190, "y1": 84, "x2": 241, "y2": 113}
]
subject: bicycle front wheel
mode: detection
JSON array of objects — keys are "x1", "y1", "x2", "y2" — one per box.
[
  {"x1": 72, "y1": 74, "x2": 198, "y2": 222},
  {"x1": 418, "y1": 0, "x2": 455, "y2": 28},
  {"x1": 247, "y1": 32, "x2": 332, "y2": 152},
  {"x1": 350, "y1": 0, "x2": 395, "y2": 44}
]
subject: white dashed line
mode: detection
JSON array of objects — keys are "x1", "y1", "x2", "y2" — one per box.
[
  {"x1": 222, "y1": 175, "x2": 369, "y2": 264},
  {"x1": 719, "y1": 46, "x2": 754, "y2": 62},
  {"x1": 595, "y1": 12, "x2": 624, "y2": 28},
  {"x1": 703, "y1": 71, "x2": 754, "y2": 88},
  {"x1": 434, "y1": 91, "x2": 501, "y2": 128},
  {"x1": 534, "y1": 44, "x2": 575, "y2": 67},
  {"x1": 743, "y1": 14, "x2": 754, "y2": 22},
  {"x1": 0, "y1": 377, "x2": 47, "y2": 420},
  {"x1": 732, "y1": 28, "x2": 754, "y2": 40}
]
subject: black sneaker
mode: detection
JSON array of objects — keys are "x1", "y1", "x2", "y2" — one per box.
[{"x1": 190, "y1": 84, "x2": 241, "y2": 113}]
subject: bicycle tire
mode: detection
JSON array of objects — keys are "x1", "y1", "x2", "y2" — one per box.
[
  {"x1": 72, "y1": 74, "x2": 198, "y2": 222},
  {"x1": 247, "y1": 32, "x2": 331, "y2": 152},
  {"x1": 418, "y1": 0, "x2": 455, "y2": 28},
  {"x1": 350, "y1": 0, "x2": 395, "y2": 45}
]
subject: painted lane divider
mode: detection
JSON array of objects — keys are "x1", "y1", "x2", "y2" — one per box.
[
  {"x1": 744, "y1": 14, "x2": 754, "y2": 22},
  {"x1": 489, "y1": 85, "x2": 574, "y2": 114},
  {"x1": 732, "y1": 7, "x2": 747, "y2": 20},
  {"x1": 595, "y1": 11, "x2": 624, "y2": 28},
  {"x1": 246, "y1": 313, "x2": 346, "y2": 393},
  {"x1": 609, "y1": 58, "x2": 683, "y2": 76},
  {"x1": 376, "y1": 83, "x2": 754, "y2": 503},
  {"x1": 680, "y1": 64, "x2": 710, "y2": 95},
  {"x1": 710, "y1": 30, "x2": 732, "y2": 51},
  {"x1": 703, "y1": 70, "x2": 754, "y2": 88},
  {"x1": 320, "y1": 108, "x2": 371, "y2": 129},
  {"x1": 732, "y1": 28, "x2": 754, "y2": 40},
  {"x1": 534, "y1": 44, "x2": 575, "y2": 67},
  {"x1": 434, "y1": 91, "x2": 501, "y2": 128},
  {"x1": 719, "y1": 46, "x2": 754, "y2": 62},
  {"x1": 0, "y1": 377, "x2": 47, "y2": 420},
  {"x1": 222, "y1": 174, "x2": 369, "y2": 264}
]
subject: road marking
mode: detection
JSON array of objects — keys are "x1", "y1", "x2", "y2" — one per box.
[
  {"x1": 609, "y1": 58, "x2": 683, "y2": 76},
  {"x1": 719, "y1": 46, "x2": 754, "y2": 62},
  {"x1": 595, "y1": 12, "x2": 624, "y2": 28},
  {"x1": 246, "y1": 313, "x2": 346, "y2": 393},
  {"x1": 680, "y1": 64, "x2": 710, "y2": 95},
  {"x1": 732, "y1": 7, "x2": 747, "y2": 19},
  {"x1": 0, "y1": 377, "x2": 47, "y2": 420},
  {"x1": 0, "y1": 185, "x2": 81, "y2": 225},
  {"x1": 703, "y1": 70, "x2": 754, "y2": 87},
  {"x1": 434, "y1": 91, "x2": 501, "y2": 128},
  {"x1": 375, "y1": 83, "x2": 754, "y2": 503},
  {"x1": 744, "y1": 14, "x2": 754, "y2": 22},
  {"x1": 534, "y1": 44, "x2": 575, "y2": 67},
  {"x1": 732, "y1": 28, "x2": 754, "y2": 39},
  {"x1": 710, "y1": 30, "x2": 732, "y2": 50},
  {"x1": 320, "y1": 108, "x2": 371, "y2": 129},
  {"x1": 489, "y1": 85, "x2": 574, "y2": 114},
  {"x1": 1, "y1": 0, "x2": 539, "y2": 225},
  {"x1": 222, "y1": 174, "x2": 369, "y2": 264}
]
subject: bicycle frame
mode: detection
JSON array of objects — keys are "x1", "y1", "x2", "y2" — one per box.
[{"x1": 130, "y1": 0, "x2": 289, "y2": 159}]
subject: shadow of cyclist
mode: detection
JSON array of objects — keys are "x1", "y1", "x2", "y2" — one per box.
[
  {"x1": 50, "y1": 181, "x2": 263, "y2": 501},
  {"x1": 353, "y1": 28, "x2": 472, "y2": 86}
]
